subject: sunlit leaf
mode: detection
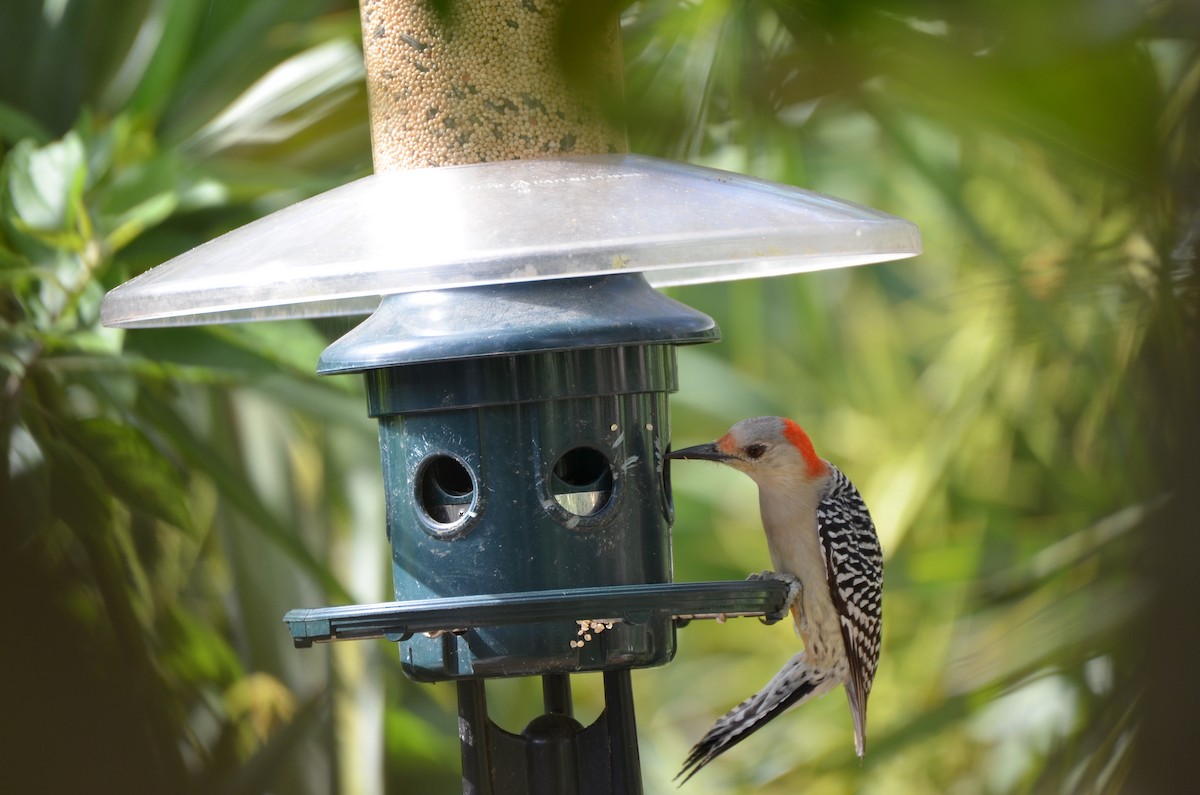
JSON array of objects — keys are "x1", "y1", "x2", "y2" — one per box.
[
  {"x1": 187, "y1": 38, "x2": 365, "y2": 156},
  {"x1": 1, "y1": 132, "x2": 87, "y2": 245},
  {"x1": 209, "y1": 687, "x2": 328, "y2": 795}
]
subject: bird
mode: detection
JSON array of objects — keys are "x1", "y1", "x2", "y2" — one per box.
[{"x1": 666, "y1": 416, "x2": 883, "y2": 782}]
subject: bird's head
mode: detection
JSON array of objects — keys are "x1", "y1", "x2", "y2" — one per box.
[{"x1": 667, "y1": 416, "x2": 829, "y2": 485}]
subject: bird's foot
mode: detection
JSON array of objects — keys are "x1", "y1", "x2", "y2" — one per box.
[{"x1": 749, "y1": 570, "x2": 802, "y2": 623}]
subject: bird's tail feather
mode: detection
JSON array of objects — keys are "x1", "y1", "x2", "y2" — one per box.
[{"x1": 676, "y1": 652, "x2": 836, "y2": 784}]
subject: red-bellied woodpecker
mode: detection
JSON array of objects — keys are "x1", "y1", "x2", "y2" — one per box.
[{"x1": 667, "y1": 416, "x2": 883, "y2": 782}]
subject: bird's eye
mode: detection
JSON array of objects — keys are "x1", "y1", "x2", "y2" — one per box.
[{"x1": 744, "y1": 443, "x2": 767, "y2": 460}]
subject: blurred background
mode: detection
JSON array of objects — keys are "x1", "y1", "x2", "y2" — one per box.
[{"x1": 1, "y1": 1, "x2": 1197, "y2": 792}]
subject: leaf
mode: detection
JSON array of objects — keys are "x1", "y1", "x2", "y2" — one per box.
[
  {"x1": 0, "y1": 99, "x2": 52, "y2": 145},
  {"x1": 44, "y1": 433, "x2": 113, "y2": 539},
  {"x1": 5, "y1": 420, "x2": 44, "y2": 479},
  {"x1": 123, "y1": 320, "x2": 333, "y2": 380},
  {"x1": 159, "y1": 604, "x2": 245, "y2": 687},
  {"x1": 0, "y1": 243, "x2": 32, "y2": 272},
  {"x1": 66, "y1": 415, "x2": 195, "y2": 534},
  {"x1": 187, "y1": 38, "x2": 365, "y2": 156},
  {"x1": 103, "y1": 0, "x2": 210, "y2": 117},
  {"x1": 1, "y1": 420, "x2": 51, "y2": 540},
  {"x1": 137, "y1": 389, "x2": 353, "y2": 603},
  {"x1": 208, "y1": 687, "x2": 328, "y2": 795},
  {"x1": 104, "y1": 190, "x2": 181, "y2": 253},
  {"x1": 1, "y1": 132, "x2": 87, "y2": 236},
  {"x1": 92, "y1": 144, "x2": 184, "y2": 252}
]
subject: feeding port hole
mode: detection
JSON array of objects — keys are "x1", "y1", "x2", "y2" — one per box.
[
  {"x1": 419, "y1": 455, "x2": 476, "y2": 526},
  {"x1": 551, "y1": 447, "x2": 614, "y2": 517}
]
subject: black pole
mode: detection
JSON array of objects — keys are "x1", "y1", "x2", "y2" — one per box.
[
  {"x1": 523, "y1": 711, "x2": 584, "y2": 795},
  {"x1": 603, "y1": 669, "x2": 644, "y2": 795},
  {"x1": 458, "y1": 680, "x2": 493, "y2": 795},
  {"x1": 542, "y1": 673, "x2": 573, "y2": 716}
]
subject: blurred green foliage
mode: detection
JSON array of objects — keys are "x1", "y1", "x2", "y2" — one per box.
[{"x1": 1, "y1": 1, "x2": 1197, "y2": 793}]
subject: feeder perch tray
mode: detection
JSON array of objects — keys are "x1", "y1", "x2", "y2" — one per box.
[{"x1": 284, "y1": 579, "x2": 792, "y2": 649}]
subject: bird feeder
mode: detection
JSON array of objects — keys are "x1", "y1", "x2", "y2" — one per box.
[{"x1": 101, "y1": 2, "x2": 920, "y2": 792}]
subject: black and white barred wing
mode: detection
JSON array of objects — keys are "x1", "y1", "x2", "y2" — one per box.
[{"x1": 816, "y1": 463, "x2": 883, "y2": 755}]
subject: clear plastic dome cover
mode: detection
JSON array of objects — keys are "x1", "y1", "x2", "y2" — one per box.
[{"x1": 101, "y1": 154, "x2": 921, "y2": 328}]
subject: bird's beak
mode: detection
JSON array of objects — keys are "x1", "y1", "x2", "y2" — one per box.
[{"x1": 666, "y1": 442, "x2": 732, "y2": 462}]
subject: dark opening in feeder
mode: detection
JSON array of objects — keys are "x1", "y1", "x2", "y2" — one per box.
[
  {"x1": 419, "y1": 454, "x2": 476, "y2": 527},
  {"x1": 552, "y1": 447, "x2": 614, "y2": 517}
]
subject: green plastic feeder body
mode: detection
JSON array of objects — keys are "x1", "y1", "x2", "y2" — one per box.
[{"x1": 319, "y1": 274, "x2": 718, "y2": 680}]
